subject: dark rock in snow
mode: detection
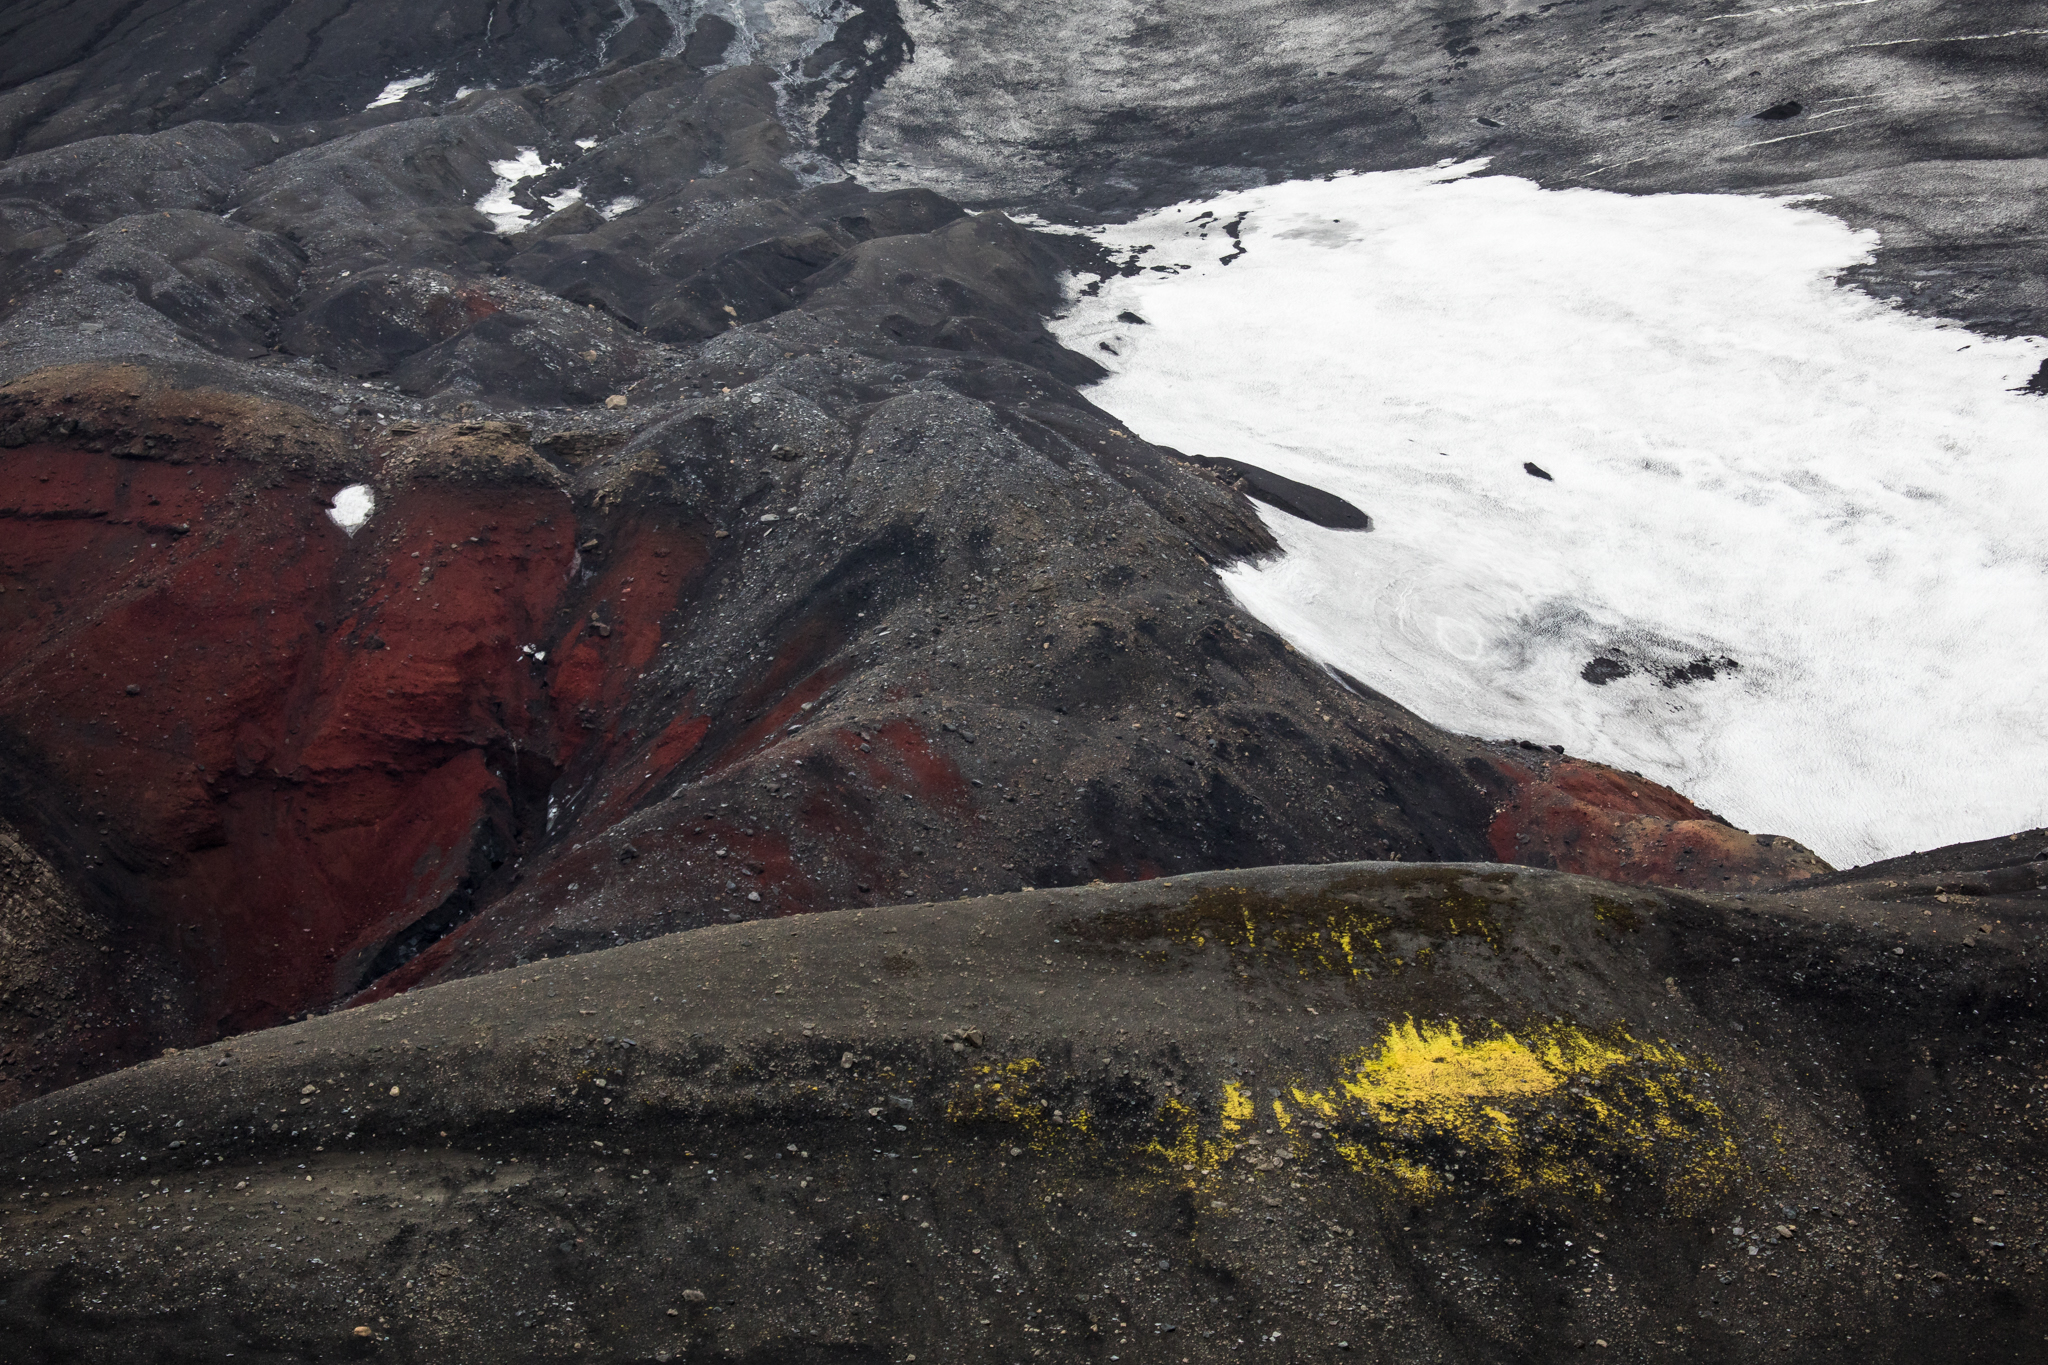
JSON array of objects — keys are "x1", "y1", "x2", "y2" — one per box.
[
  {"x1": 1582, "y1": 656, "x2": 1631, "y2": 686},
  {"x1": 1190, "y1": 454, "x2": 1372, "y2": 530}
]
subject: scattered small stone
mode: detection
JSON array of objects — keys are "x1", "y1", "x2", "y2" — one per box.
[{"x1": 682, "y1": 1289, "x2": 707, "y2": 1304}]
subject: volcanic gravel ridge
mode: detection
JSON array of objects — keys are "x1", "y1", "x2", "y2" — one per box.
[{"x1": 1, "y1": 853, "x2": 2044, "y2": 1361}]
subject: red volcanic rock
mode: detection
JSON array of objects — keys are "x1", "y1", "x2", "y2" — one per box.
[
  {"x1": 0, "y1": 369, "x2": 590, "y2": 1101},
  {"x1": 1483, "y1": 752, "x2": 1830, "y2": 890}
]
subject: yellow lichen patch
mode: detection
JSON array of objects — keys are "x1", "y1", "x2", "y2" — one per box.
[
  {"x1": 1221, "y1": 1080, "x2": 1254, "y2": 1133},
  {"x1": 1287, "y1": 1019, "x2": 1739, "y2": 1211},
  {"x1": 1592, "y1": 897, "x2": 1645, "y2": 932},
  {"x1": 1141, "y1": 1096, "x2": 1238, "y2": 1169},
  {"x1": 1060, "y1": 879, "x2": 1510, "y2": 978},
  {"x1": 1333, "y1": 1019, "x2": 1558, "y2": 1120},
  {"x1": 945, "y1": 1057, "x2": 1093, "y2": 1150},
  {"x1": 1158, "y1": 888, "x2": 1397, "y2": 978}
]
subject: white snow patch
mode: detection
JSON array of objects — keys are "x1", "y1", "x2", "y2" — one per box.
[
  {"x1": 476, "y1": 148, "x2": 556, "y2": 233},
  {"x1": 1052, "y1": 164, "x2": 2048, "y2": 866},
  {"x1": 365, "y1": 74, "x2": 434, "y2": 109},
  {"x1": 543, "y1": 186, "x2": 586, "y2": 213},
  {"x1": 1002, "y1": 211, "x2": 1095, "y2": 237},
  {"x1": 575, "y1": 138, "x2": 600, "y2": 150},
  {"x1": 597, "y1": 196, "x2": 642, "y2": 219},
  {"x1": 327, "y1": 484, "x2": 375, "y2": 536}
]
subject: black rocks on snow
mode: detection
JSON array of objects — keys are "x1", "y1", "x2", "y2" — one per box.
[
  {"x1": 1581, "y1": 656, "x2": 1630, "y2": 686},
  {"x1": 1190, "y1": 454, "x2": 1372, "y2": 530}
]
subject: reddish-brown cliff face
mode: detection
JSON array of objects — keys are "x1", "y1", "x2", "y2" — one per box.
[
  {"x1": 1483, "y1": 752, "x2": 1831, "y2": 889},
  {"x1": 0, "y1": 364, "x2": 1827, "y2": 1106},
  {"x1": 0, "y1": 370, "x2": 584, "y2": 1085}
]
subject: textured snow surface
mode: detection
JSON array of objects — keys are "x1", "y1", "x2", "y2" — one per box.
[
  {"x1": 1053, "y1": 165, "x2": 2048, "y2": 865},
  {"x1": 326, "y1": 484, "x2": 375, "y2": 536}
]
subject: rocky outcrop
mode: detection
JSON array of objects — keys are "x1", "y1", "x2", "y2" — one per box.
[
  {"x1": 1, "y1": 851, "x2": 2040, "y2": 1360},
  {"x1": 1484, "y1": 752, "x2": 1831, "y2": 890}
]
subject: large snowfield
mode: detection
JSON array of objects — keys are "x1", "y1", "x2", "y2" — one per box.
[{"x1": 1053, "y1": 164, "x2": 2048, "y2": 866}]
